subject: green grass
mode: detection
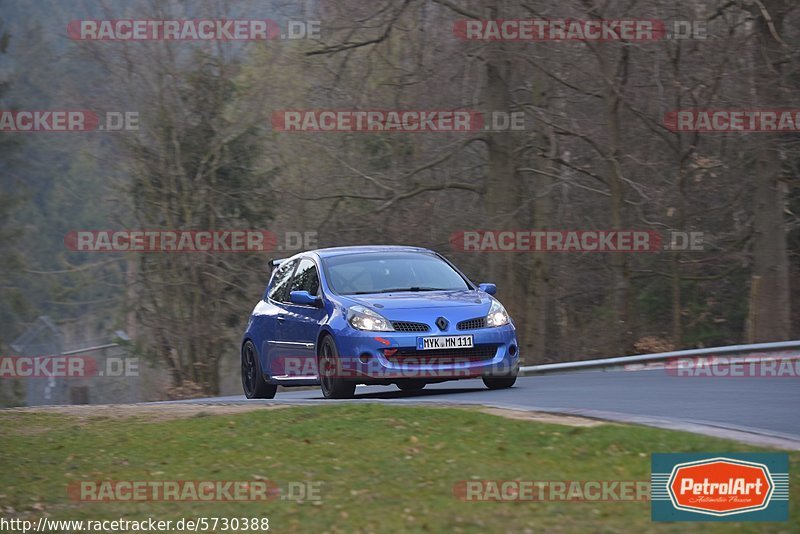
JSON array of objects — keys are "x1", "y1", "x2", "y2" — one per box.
[{"x1": 0, "y1": 405, "x2": 797, "y2": 533}]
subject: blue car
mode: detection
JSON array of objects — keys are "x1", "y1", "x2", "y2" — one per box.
[{"x1": 241, "y1": 246, "x2": 519, "y2": 399}]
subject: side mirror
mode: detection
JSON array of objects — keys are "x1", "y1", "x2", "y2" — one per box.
[
  {"x1": 289, "y1": 290, "x2": 321, "y2": 307},
  {"x1": 478, "y1": 283, "x2": 497, "y2": 295}
]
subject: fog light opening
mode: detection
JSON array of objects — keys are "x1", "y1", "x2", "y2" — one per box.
[
  {"x1": 509, "y1": 345, "x2": 517, "y2": 356},
  {"x1": 359, "y1": 353, "x2": 372, "y2": 364}
]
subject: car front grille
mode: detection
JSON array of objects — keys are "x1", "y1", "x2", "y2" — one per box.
[
  {"x1": 384, "y1": 345, "x2": 498, "y2": 364},
  {"x1": 392, "y1": 321, "x2": 430, "y2": 332},
  {"x1": 457, "y1": 317, "x2": 487, "y2": 330}
]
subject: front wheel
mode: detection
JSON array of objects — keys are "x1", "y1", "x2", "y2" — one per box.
[
  {"x1": 482, "y1": 372, "x2": 517, "y2": 390},
  {"x1": 318, "y1": 335, "x2": 356, "y2": 399},
  {"x1": 241, "y1": 340, "x2": 277, "y2": 399}
]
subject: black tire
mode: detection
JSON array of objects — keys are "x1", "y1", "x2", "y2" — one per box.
[
  {"x1": 318, "y1": 335, "x2": 356, "y2": 399},
  {"x1": 396, "y1": 380, "x2": 426, "y2": 392},
  {"x1": 482, "y1": 372, "x2": 517, "y2": 390},
  {"x1": 241, "y1": 340, "x2": 277, "y2": 399}
]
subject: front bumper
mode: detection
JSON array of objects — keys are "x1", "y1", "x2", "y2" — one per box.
[{"x1": 331, "y1": 323, "x2": 519, "y2": 383}]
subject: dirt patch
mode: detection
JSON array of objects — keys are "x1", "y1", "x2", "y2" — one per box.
[
  {"x1": 476, "y1": 407, "x2": 604, "y2": 427},
  {"x1": 2, "y1": 403, "x2": 604, "y2": 428},
  {"x1": 1, "y1": 403, "x2": 290, "y2": 423}
]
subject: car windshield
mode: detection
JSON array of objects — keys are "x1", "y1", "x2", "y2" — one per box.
[{"x1": 323, "y1": 252, "x2": 470, "y2": 295}]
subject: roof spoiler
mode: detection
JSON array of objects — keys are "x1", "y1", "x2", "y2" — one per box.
[{"x1": 268, "y1": 258, "x2": 288, "y2": 271}]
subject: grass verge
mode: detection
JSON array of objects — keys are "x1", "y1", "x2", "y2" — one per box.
[{"x1": 0, "y1": 404, "x2": 797, "y2": 532}]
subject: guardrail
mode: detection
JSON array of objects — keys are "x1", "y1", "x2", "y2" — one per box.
[{"x1": 519, "y1": 340, "x2": 800, "y2": 376}]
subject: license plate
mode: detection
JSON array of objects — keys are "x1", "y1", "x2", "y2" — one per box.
[{"x1": 417, "y1": 335, "x2": 474, "y2": 350}]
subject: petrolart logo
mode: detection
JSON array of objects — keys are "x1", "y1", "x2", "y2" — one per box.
[{"x1": 652, "y1": 453, "x2": 789, "y2": 522}]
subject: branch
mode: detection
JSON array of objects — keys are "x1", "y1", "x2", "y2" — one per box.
[
  {"x1": 306, "y1": 0, "x2": 412, "y2": 56},
  {"x1": 373, "y1": 181, "x2": 482, "y2": 212},
  {"x1": 751, "y1": 0, "x2": 789, "y2": 47},
  {"x1": 431, "y1": 0, "x2": 481, "y2": 19}
]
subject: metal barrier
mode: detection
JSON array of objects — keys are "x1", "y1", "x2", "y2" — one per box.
[{"x1": 519, "y1": 340, "x2": 800, "y2": 375}]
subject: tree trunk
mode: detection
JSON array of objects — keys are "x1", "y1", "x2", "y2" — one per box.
[
  {"x1": 483, "y1": 3, "x2": 520, "y2": 321},
  {"x1": 747, "y1": 0, "x2": 791, "y2": 342}
]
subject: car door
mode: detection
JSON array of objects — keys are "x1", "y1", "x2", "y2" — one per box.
[
  {"x1": 258, "y1": 259, "x2": 297, "y2": 376},
  {"x1": 279, "y1": 257, "x2": 325, "y2": 378}
]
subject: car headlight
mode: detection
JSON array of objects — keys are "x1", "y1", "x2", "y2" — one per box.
[
  {"x1": 347, "y1": 305, "x2": 395, "y2": 331},
  {"x1": 486, "y1": 299, "x2": 509, "y2": 327}
]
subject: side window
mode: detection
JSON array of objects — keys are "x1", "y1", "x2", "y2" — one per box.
[
  {"x1": 268, "y1": 260, "x2": 296, "y2": 302},
  {"x1": 290, "y1": 258, "x2": 320, "y2": 297}
]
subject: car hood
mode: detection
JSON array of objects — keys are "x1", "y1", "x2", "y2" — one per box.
[{"x1": 340, "y1": 289, "x2": 492, "y2": 312}]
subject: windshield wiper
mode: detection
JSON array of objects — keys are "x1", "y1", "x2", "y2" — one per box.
[
  {"x1": 345, "y1": 287, "x2": 451, "y2": 295},
  {"x1": 377, "y1": 287, "x2": 448, "y2": 293}
]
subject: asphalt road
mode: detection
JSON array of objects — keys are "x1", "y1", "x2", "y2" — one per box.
[{"x1": 174, "y1": 369, "x2": 800, "y2": 449}]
